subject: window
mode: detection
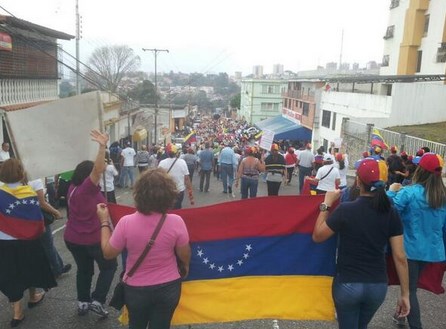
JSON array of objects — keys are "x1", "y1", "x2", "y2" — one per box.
[
  {"x1": 416, "y1": 51, "x2": 422, "y2": 73},
  {"x1": 424, "y1": 15, "x2": 430, "y2": 36},
  {"x1": 302, "y1": 103, "x2": 309, "y2": 116},
  {"x1": 384, "y1": 25, "x2": 394, "y2": 39},
  {"x1": 321, "y1": 110, "x2": 331, "y2": 128},
  {"x1": 262, "y1": 85, "x2": 276, "y2": 94},
  {"x1": 390, "y1": 0, "x2": 399, "y2": 9},
  {"x1": 382, "y1": 55, "x2": 390, "y2": 67},
  {"x1": 261, "y1": 103, "x2": 279, "y2": 111},
  {"x1": 331, "y1": 112, "x2": 337, "y2": 130}
]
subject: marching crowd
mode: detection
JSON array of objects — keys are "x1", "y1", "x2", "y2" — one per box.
[{"x1": 0, "y1": 115, "x2": 445, "y2": 329}]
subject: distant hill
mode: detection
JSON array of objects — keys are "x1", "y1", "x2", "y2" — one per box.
[{"x1": 387, "y1": 122, "x2": 446, "y2": 145}]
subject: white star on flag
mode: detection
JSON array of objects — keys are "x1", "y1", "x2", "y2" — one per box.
[
  {"x1": 228, "y1": 264, "x2": 234, "y2": 271},
  {"x1": 237, "y1": 259, "x2": 243, "y2": 266},
  {"x1": 9, "y1": 204, "x2": 15, "y2": 209},
  {"x1": 245, "y1": 244, "x2": 252, "y2": 251},
  {"x1": 209, "y1": 263, "x2": 215, "y2": 269},
  {"x1": 15, "y1": 201, "x2": 20, "y2": 206},
  {"x1": 22, "y1": 200, "x2": 27, "y2": 204},
  {"x1": 218, "y1": 266, "x2": 224, "y2": 272},
  {"x1": 203, "y1": 258, "x2": 209, "y2": 264},
  {"x1": 197, "y1": 249, "x2": 204, "y2": 257},
  {"x1": 243, "y1": 253, "x2": 249, "y2": 259}
]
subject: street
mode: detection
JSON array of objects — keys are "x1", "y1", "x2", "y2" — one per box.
[{"x1": 1, "y1": 171, "x2": 445, "y2": 329}]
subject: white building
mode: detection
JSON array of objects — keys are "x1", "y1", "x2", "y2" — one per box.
[
  {"x1": 252, "y1": 65, "x2": 264, "y2": 78},
  {"x1": 314, "y1": 0, "x2": 446, "y2": 149}
]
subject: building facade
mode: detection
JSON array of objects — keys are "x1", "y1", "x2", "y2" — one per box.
[
  {"x1": 381, "y1": 0, "x2": 446, "y2": 76},
  {"x1": 0, "y1": 15, "x2": 74, "y2": 143},
  {"x1": 239, "y1": 79, "x2": 288, "y2": 124}
]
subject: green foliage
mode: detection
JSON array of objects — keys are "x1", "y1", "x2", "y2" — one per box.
[
  {"x1": 230, "y1": 93, "x2": 241, "y2": 109},
  {"x1": 127, "y1": 80, "x2": 157, "y2": 104}
]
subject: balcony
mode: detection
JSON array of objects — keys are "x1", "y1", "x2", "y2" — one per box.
[
  {"x1": 0, "y1": 78, "x2": 58, "y2": 108},
  {"x1": 282, "y1": 89, "x2": 315, "y2": 101}
]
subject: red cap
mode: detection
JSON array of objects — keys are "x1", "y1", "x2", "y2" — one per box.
[
  {"x1": 390, "y1": 145, "x2": 398, "y2": 153},
  {"x1": 335, "y1": 153, "x2": 343, "y2": 162},
  {"x1": 418, "y1": 153, "x2": 444, "y2": 175},
  {"x1": 362, "y1": 151, "x2": 370, "y2": 158},
  {"x1": 357, "y1": 158, "x2": 388, "y2": 187}
]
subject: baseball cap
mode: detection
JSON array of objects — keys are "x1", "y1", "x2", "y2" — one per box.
[
  {"x1": 335, "y1": 153, "x2": 343, "y2": 162},
  {"x1": 390, "y1": 145, "x2": 398, "y2": 153},
  {"x1": 323, "y1": 154, "x2": 334, "y2": 162},
  {"x1": 356, "y1": 158, "x2": 388, "y2": 188},
  {"x1": 418, "y1": 153, "x2": 444, "y2": 175}
]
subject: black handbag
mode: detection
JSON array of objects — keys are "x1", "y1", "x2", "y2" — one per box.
[
  {"x1": 42, "y1": 209, "x2": 56, "y2": 226},
  {"x1": 109, "y1": 213, "x2": 167, "y2": 310}
]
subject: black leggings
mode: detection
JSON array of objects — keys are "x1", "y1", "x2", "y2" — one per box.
[{"x1": 125, "y1": 279, "x2": 181, "y2": 329}]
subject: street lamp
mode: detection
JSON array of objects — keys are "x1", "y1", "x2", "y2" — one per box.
[{"x1": 142, "y1": 48, "x2": 169, "y2": 145}]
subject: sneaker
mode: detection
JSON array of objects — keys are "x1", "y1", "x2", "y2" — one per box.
[
  {"x1": 392, "y1": 313, "x2": 407, "y2": 327},
  {"x1": 77, "y1": 302, "x2": 89, "y2": 316},
  {"x1": 89, "y1": 300, "x2": 109, "y2": 317},
  {"x1": 55, "y1": 264, "x2": 72, "y2": 279}
]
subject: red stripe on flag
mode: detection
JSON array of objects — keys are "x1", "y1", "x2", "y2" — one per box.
[
  {"x1": 108, "y1": 195, "x2": 324, "y2": 243},
  {"x1": 0, "y1": 213, "x2": 44, "y2": 240}
]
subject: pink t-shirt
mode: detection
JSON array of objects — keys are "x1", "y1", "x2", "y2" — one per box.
[{"x1": 110, "y1": 212, "x2": 189, "y2": 286}]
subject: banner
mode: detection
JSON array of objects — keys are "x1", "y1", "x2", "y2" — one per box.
[
  {"x1": 108, "y1": 195, "x2": 338, "y2": 325},
  {"x1": 5, "y1": 92, "x2": 103, "y2": 180}
]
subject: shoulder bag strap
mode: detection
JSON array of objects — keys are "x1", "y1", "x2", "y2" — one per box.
[
  {"x1": 125, "y1": 213, "x2": 167, "y2": 279},
  {"x1": 319, "y1": 166, "x2": 334, "y2": 181},
  {"x1": 167, "y1": 157, "x2": 179, "y2": 173}
]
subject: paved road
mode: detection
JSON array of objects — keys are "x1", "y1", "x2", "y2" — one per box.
[{"x1": 1, "y1": 172, "x2": 445, "y2": 328}]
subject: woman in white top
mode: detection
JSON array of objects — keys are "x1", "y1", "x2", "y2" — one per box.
[
  {"x1": 307, "y1": 154, "x2": 340, "y2": 194},
  {"x1": 100, "y1": 153, "x2": 118, "y2": 203},
  {"x1": 334, "y1": 153, "x2": 349, "y2": 189}
]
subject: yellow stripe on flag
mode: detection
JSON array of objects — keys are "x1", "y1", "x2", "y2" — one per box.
[{"x1": 172, "y1": 275, "x2": 335, "y2": 325}]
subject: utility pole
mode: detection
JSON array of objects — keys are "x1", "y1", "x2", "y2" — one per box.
[
  {"x1": 142, "y1": 48, "x2": 169, "y2": 145},
  {"x1": 75, "y1": 0, "x2": 81, "y2": 95}
]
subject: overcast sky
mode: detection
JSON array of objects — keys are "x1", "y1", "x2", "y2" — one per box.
[{"x1": 1, "y1": 0, "x2": 390, "y2": 76}]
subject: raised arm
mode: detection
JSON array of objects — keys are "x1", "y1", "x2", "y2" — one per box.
[{"x1": 89, "y1": 130, "x2": 109, "y2": 186}]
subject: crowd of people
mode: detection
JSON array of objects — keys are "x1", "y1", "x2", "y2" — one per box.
[{"x1": 1, "y1": 116, "x2": 445, "y2": 329}]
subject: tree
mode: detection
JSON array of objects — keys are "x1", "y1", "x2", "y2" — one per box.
[
  {"x1": 127, "y1": 80, "x2": 157, "y2": 104},
  {"x1": 59, "y1": 80, "x2": 75, "y2": 98},
  {"x1": 230, "y1": 93, "x2": 241, "y2": 110},
  {"x1": 86, "y1": 45, "x2": 141, "y2": 93}
]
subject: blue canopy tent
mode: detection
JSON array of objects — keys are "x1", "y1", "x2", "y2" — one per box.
[{"x1": 255, "y1": 115, "x2": 312, "y2": 140}]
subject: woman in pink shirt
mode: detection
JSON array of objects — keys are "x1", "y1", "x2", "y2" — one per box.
[{"x1": 97, "y1": 168, "x2": 191, "y2": 329}]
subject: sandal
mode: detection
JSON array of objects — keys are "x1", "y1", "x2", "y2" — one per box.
[{"x1": 27, "y1": 292, "x2": 45, "y2": 309}]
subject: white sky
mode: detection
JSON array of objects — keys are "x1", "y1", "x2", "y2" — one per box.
[{"x1": 0, "y1": 0, "x2": 390, "y2": 75}]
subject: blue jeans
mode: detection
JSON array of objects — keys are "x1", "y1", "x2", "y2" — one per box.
[
  {"x1": 407, "y1": 260, "x2": 427, "y2": 329},
  {"x1": 40, "y1": 225, "x2": 65, "y2": 276},
  {"x1": 120, "y1": 166, "x2": 134, "y2": 187},
  {"x1": 199, "y1": 169, "x2": 211, "y2": 192},
  {"x1": 220, "y1": 163, "x2": 234, "y2": 192},
  {"x1": 240, "y1": 176, "x2": 259, "y2": 199},
  {"x1": 332, "y1": 277, "x2": 387, "y2": 329},
  {"x1": 298, "y1": 165, "x2": 312, "y2": 193}
]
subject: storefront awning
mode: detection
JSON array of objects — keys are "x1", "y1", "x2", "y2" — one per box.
[{"x1": 255, "y1": 115, "x2": 312, "y2": 141}]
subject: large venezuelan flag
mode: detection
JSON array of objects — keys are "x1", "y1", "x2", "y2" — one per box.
[
  {"x1": 0, "y1": 185, "x2": 44, "y2": 240},
  {"x1": 108, "y1": 195, "x2": 337, "y2": 325},
  {"x1": 183, "y1": 130, "x2": 197, "y2": 144}
]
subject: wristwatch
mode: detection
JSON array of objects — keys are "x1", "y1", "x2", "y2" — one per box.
[{"x1": 319, "y1": 203, "x2": 331, "y2": 212}]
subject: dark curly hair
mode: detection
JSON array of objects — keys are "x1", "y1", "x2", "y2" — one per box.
[{"x1": 133, "y1": 168, "x2": 178, "y2": 214}]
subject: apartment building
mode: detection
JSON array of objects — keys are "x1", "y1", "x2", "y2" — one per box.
[{"x1": 239, "y1": 79, "x2": 288, "y2": 124}]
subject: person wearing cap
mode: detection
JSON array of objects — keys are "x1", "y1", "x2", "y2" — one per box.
[
  {"x1": 235, "y1": 146, "x2": 265, "y2": 199},
  {"x1": 284, "y1": 147, "x2": 298, "y2": 186},
  {"x1": 264, "y1": 143, "x2": 286, "y2": 196},
  {"x1": 296, "y1": 143, "x2": 315, "y2": 193},
  {"x1": 307, "y1": 154, "x2": 340, "y2": 195},
  {"x1": 333, "y1": 153, "x2": 348, "y2": 189},
  {"x1": 313, "y1": 158, "x2": 410, "y2": 329},
  {"x1": 387, "y1": 153, "x2": 446, "y2": 329},
  {"x1": 158, "y1": 143, "x2": 194, "y2": 209}
]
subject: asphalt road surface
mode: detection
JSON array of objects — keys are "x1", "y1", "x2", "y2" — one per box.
[{"x1": 1, "y1": 171, "x2": 445, "y2": 328}]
